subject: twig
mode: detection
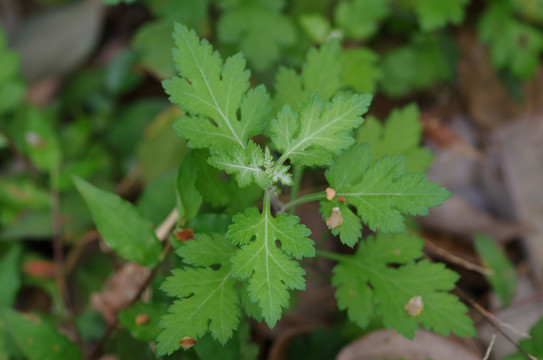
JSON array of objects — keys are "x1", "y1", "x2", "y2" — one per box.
[
  {"x1": 50, "y1": 173, "x2": 84, "y2": 350},
  {"x1": 86, "y1": 209, "x2": 178, "y2": 359},
  {"x1": 456, "y1": 289, "x2": 536, "y2": 360},
  {"x1": 482, "y1": 330, "x2": 497, "y2": 360},
  {"x1": 423, "y1": 239, "x2": 494, "y2": 276}
]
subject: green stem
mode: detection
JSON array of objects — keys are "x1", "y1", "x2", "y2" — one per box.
[
  {"x1": 264, "y1": 185, "x2": 273, "y2": 214},
  {"x1": 316, "y1": 249, "x2": 345, "y2": 263},
  {"x1": 280, "y1": 191, "x2": 327, "y2": 213},
  {"x1": 289, "y1": 164, "x2": 304, "y2": 214}
]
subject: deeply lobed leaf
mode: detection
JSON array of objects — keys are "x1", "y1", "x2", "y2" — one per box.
[
  {"x1": 227, "y1": 203, "x2": 313, "y2": 327},
  {"x1": 331, "y1": 233, "x2": 475, "y2": 338},
  {"x1": 356, "y1": 103, "x2": 433, "y2": 173},
  {"x1": 164, "y1": 23, "x2": 269, "y2": 151},
  {"x1": 208, "y1": 141, "x2": 292, "y2": 189},
  {"x1": 157, "y1": 233, "x2": 240, "y2": 355},
  {"x1": 271, "y1": 94, "x2": 372, "y2": 166},
  {"x1": 324, "y1": 144, "x2": 450, "y2": 234},
  {"x1": 273, "y1": 40, "x2": 343, "y2": 113}
]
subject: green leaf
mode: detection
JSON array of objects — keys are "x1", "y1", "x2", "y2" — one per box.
[
  {"x1": 208, "y1": 141, "x2": 292, "y2": 188},
  {"x1": 334, "y1": 0, "x2": 390, "y2": 39},
  {"x1": 0, "y1": 244, "x2": 22, "y2": 306},
  {"x1": 379, "y1": 34, "x2": 453, "y2": 96},
  {"x1": 478, "y1": 1, "x2": 543, "y2": 79},
  {"x1": 218, "y1": 3, "x2": 296, "y2": 70},
  {"x1": 157, "y1": 233, "x2": 239, "y2": 355},
  {"x1": 324, "y1": 144, "x2": 450, "y2": 233},
  {"x1": 273, "y1": 40, "x2": 343, "y2": 113},
  {"x1": 474, "y1": 234, "x2": 517, "y2": 307},
  {"x1": 227, "y1": 195, "x2": 313, "y2": 327},
  {"x1": 176, "y1": 151, "x2": 203, "y2": 222},
  {"x1": 132, "y1": 21, "x2": 176, "y2": 79},
  {"x1": 271, "y1": 94, "x2": 372, "y2": 166},
  {"x1": 136, "y1": 106, "x2": 188, "y2": 183},
  {"x1": 342, "y1": 48, "x2": 381, "y2": 94},
  {"x1": 414, "y1": 0, "x2": 469, "y2": 31},
  {"x1": 119, "y1": 302, "x2": 168, "y2": 341},
  {"x1": 164, "y1": 24, "x2": 270, "y2": 151},
  {"x1": 319, "y1": 201, "x2": 361, "y2": 247},
  {"x1": 299, "y1": 13, "x2": 332, "y2": 43},
  {"x1": 356, "y1": 103, "x2": 434, "y2": 173},
  {"x1": 505, "y1": 316, "x2": 543, "y2": 359},
  {"x1": 22, "y1": 107, "x2": 62, "y2": 173},
  {"x1": 194, "y1": 320, "x2": 258, "y2": 360},
  {"x1": 330, "y1": 233, "x2": 475, "y2": 338},
  {"x1": 0, "y1": 308, "x2": 82, "y2": 360},
  {"x1": 73, "y1": 177, "x2": 162, "y2": 266}
]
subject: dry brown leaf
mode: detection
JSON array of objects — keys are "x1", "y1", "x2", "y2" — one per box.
[
  {"x1": 91, "y1": 262, "x2": 150, "y2": 325},
  {"x1": 337, "y1": 329, "x2": 481, "y2": 360}
]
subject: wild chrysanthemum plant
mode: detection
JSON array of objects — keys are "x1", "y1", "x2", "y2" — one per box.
[{"x1": 150, "y1": 24, "x2": 475, "y2": 355}]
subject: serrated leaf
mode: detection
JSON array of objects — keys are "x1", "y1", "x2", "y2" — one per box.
[
  {"x1": 0, "y1": 244, "x2": 22, "y2": 306},
  {"x1": 356, "y1": 103, "x2": 434, "y2": 173},
  {"x1": 273, "y1": 40, "x2": 343, "y2": 113},
  {"x1": 0, "y1": 308, "x2": 81, "y2": 360},
  {"x1": 218, "y1": 4, "x2": 296, "y2": 71},
  {"x1": 342, "y1": 48, "x2": 381, "y2": 94},
  {"x1": 119, "y1": 302, "x2": 169, "y2": 341},
  {"x1": 334, "y1": 0, "x2": 390, "y2": 39},
  {"x1": 157, "y1": 233, "x2": 239, "y2": 356},
  {"x1": 324, "y1": 144, "x2": 450, "y2": 233},
  {"x1": 414, "y1": 0, "x2": 469, "y2": 31},
  {"x1": 227, "y1": 198, "x2": 313, "y2": 327},
  {"x1": 474, "y1": 233, "x2": 517, "y2": 307},
  {"x1": 208, "y1": 141, "x2": 292, "y2": 188},
  {"x1": 320, "y1": 201, "x2": 361, "y2": 247},
  {"x1": 164, "y1": 24, "x2": 269, "y2": 151},
  {"x1": 73, "y1": 177, "x2": 162, "y2": 266},
  {"x1": 271, "y1": 94, "x2": 371, "y2": 166},
  {"x1": 379, "y1": 34, "x2": 453, "y2": 96},
  {"x1": 330, "y1": 233, "x2": 475, "y2": 338}
]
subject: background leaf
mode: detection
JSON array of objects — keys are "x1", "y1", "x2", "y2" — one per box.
[{"x1": 73, "y1": 177, "x2": 163, "y2": 266}]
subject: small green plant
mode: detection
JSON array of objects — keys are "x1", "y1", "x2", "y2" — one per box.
[{"x1": 143, "y1": 24, "x2": 473, "y2": 355}]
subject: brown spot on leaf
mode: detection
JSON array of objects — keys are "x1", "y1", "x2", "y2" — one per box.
[
  {"x1": 405, "y1": 295, "x2": 423, "y2": 316},
  {"x1": 180, "y1": 336, "x2": 196, "y2": 349},
  {"x1": 135, "y1": 313, "x2": 151, "y2": 325},
  {"x1": 174, "y1": 228, "x2": 194, "y2": 242},
  {"x1": 337, "y1": 197, "x2": 347, "y2": 203},
  {"x1": 325, "y1": 187, "x2": 336, "y2": 200},
  {"x1": 326, "y1": 207, "x2": 343, "y2": 229}
]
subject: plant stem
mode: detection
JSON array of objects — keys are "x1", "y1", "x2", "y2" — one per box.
[
  {"x1": 288, "y1": 164, "x2": 304, "y2": 214},
  {"x1": 315, "y1": 249, "x2": 343, "y2": 262},
  {"x1": 50, "y1": 168, "x2": 83, "y2": 351},
  {"x1": 280, "y1": 191, "x2": 327, "y2": 213}
]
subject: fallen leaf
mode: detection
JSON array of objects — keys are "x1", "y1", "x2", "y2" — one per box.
[{"x1": 337, "y1": 329, "x2": 481, "y2": 360}]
